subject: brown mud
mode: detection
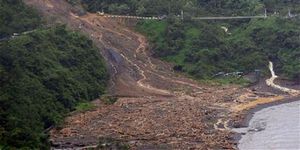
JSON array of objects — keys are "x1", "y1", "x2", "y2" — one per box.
[{"x1": 23, "y1": 0, "x2": 299, "y2": 149}]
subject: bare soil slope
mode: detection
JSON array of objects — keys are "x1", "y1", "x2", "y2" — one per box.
[{"x1": 23, "y1": 0, "x2": 271, "y2": 149}]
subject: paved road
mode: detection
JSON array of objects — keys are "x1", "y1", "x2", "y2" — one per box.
[{"x1": 192, "y1": 15, "x2": 266, "y2": 20}]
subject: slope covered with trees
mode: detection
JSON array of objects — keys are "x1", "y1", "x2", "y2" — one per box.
[
  {"x1": 79, "y1": 0, "x2": 300, "y2": 16},
  {"x1": 138, "y1": 17, "x2": 300, "y2": 80},
  {"x1": 79, "y1": 0, "x2": 300, "y2": 81},
  {"x1": 0, "y1": 0, "x2": 41, "y2": 39},
  {"x1": 0, "y1": 0, "x2": 108, "y2": 149}
]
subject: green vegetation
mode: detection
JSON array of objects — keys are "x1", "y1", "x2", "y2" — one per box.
[
  {"x1": 0, "y1": 0, "x2": 41, "y2": 39},
  {"x1": 0, "y1": 0, "x2": 108, "y2": 149},
  {"x1": 75, "y1": 102, "x2": 96, "y2": 112},
  {"x1": 138, "y1": 17, "x2": 300, "y2": 81},
  {"x1": 80, "y1": 0, "x2": 300, "y2": 16},
  {"x1": 80, "y1": 0, "x2": 300, "y2": 82},
  {"x1": 0, "y1": 27, "x2": 108, "y2": 148},
  {"x1": 1, "y1": 0, "x2": 299, "y2": 148}
]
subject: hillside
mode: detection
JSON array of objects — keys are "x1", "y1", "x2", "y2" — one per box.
[
  {"x1": 1, "y1": 0, "x2": 299, "y2": 149},
  {"x1": 0, "y1": 0, "x2": 41, "y2": 39},
  {"x1": 80, "y1": 0, "x2": 300, "y2": 81},
  {"x1": 0, "y1": 0, "x2": 108, "y2": 149},
  {"x1": 22, "y1": 0, "x2": 251, "y2": 149},
  {"x1": 138, "y1": 17, "x2": 300, "y2": 80}
]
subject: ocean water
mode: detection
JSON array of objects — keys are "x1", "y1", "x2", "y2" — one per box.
[{"x1": 236, "y1": 100, "x2": 300, "y2": 150}]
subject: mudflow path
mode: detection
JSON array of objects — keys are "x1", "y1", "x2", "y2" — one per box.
[{"x1": 24, "y1": 0, "x2": 247, "y2": 149}]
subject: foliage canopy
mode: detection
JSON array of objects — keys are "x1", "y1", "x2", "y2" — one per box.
[{"x1": 0, "y1": 0, "x2": 108, "y2": 148}]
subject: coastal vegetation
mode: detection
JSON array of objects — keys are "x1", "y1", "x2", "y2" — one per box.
[
  {"x1": 80, "y1": 0, "x2": 300, "y2": 81},
  {"x1": 0, "y1": 0, "x2": 108, "y2": 148},
  {"x1": 137, "y1": 17, "x2": 300, "y2": 81}
]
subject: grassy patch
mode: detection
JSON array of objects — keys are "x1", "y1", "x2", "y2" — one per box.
[
  {"x1": 75, "y1": 102, "x2": 96, "y2": 112},
  {"x1": 185, "y1": 27, "x2": 201, "y2": 38},
  {"x1": 136, "y1": 20, "x2": 167, "y2": 44}
]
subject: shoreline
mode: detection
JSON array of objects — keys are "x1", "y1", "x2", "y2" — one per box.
[{"x1": 232, "y1": 95, "x2": 300, "y2": 144}]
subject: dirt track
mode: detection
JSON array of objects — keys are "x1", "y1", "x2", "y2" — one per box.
[{"x1": 22, "y1": 0, "x2": 285, "y2": 149}]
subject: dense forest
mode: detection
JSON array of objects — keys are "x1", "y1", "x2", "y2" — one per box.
[
  {"x1": 138, "y1": 17, "x2": 300, "y2": 80},
  {"x1": 79, "y1": 0, "x2": 300, "y2": 16},
  {"x1": 78, "y1": 0, "x2": 300, "y2": 81},
  {"x1": 0, "y1": 0, "x2": 108, "y2": 149},
  {"x1": 0, "y1": 0, "x2": 41, "y2": 39}
]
